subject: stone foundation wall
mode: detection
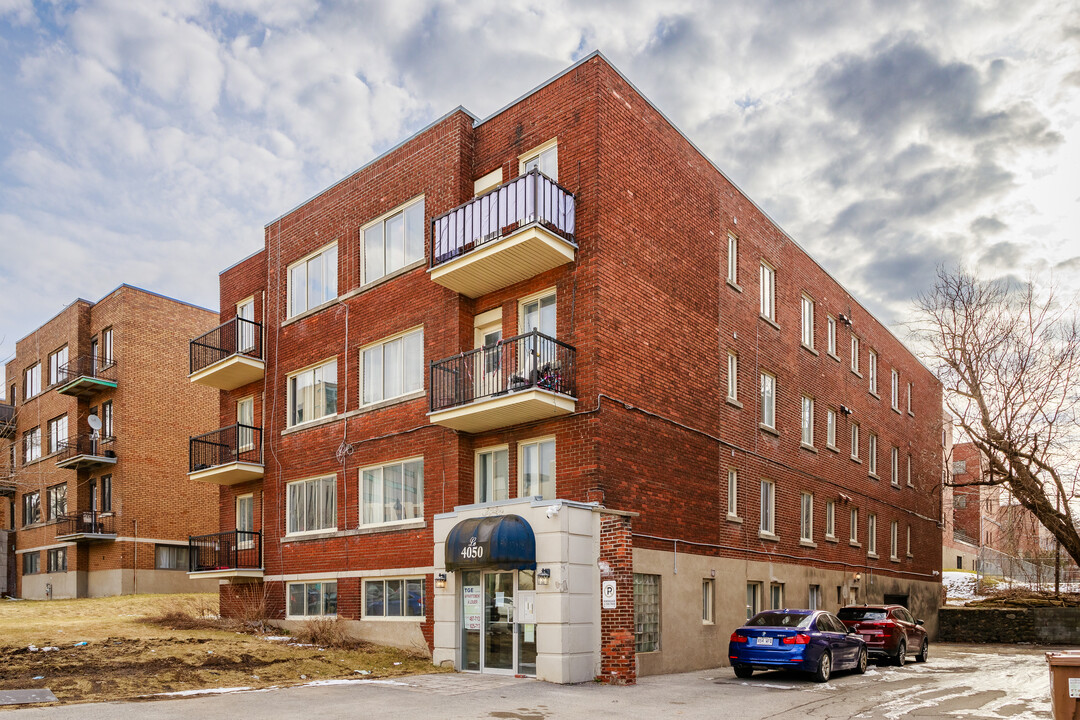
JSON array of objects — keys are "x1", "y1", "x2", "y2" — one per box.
[{"x1": 939, "y1": 607, "x2": 1080, "y2": 644}]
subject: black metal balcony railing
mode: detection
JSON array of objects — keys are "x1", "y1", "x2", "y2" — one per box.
[
  {"x1": 190, "y1": 317, "x2": 263, "y2": 375},
  {"x1": 430, "y1": 169, "x2": 576, "y2": 268},
  {"x1": 189, "y1": 423, "x2": 262, "y2": 473},
  {"x1": 56, "y1": 510, "x2": 115, "y2": 537},
  {"x1": 430, "y1": 330, "x2": 576, "y2": 412},
  {"x1": 189, "y1": 530, "x2": 262, "y2": 572},
  {"x1": 56, "y1": 354, "x2": 118, "y2": 387},
  {"x1": 56, "y1": 435, "x2": 116, "y2": 464}
]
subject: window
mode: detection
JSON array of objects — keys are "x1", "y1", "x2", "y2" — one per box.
[
  {"x1": 907, "y1": 525, "x2": 912, "y2": 557},
  {"x1": 24, "y1": 363, "x2": 41, "y2": 399},
  {"x1": 101, "y1": 327, "x2": 114, "y2": 365},
  {"x1": 760, "y1": 480, "x2": 775, "y2": 535},
  {"x1": 634, "y1": 574, "x2": 660, "y2": 652},
  {"x1": 47, "y1": 548, "x2": 67, "y2": 573},
  {"x1": 850, "y1": 508, "x2": 859, "y2": 543},
  {"x1": 519, "y1": 438, "x2": 555, "y2": 500},
  {"x1": 46, "y1": 483, "x2": 67, "y2": 521},
  {"x1": 808, "y1": 585, "x2": 822, "y2": 611},
  {"x1": 759, "y1": 262, "x2": 775, "y2": 321},
  {"x1": 23, "y1": 427, "x2": 41, "y2": 464},
  {"x1": 746, "y1": 582, "x2": 762, "y2": 619},
  {"x1": 770, "y1": 583, "x2": 784, "y2": 610},
  {"x1": 801, "y1": 396, "x2": 814, "y2": 446},
  {"x1": 364, "y1": 578, "x2": 425, "y2": 618},
  {"x1": 907, "y1": 382, "x2": 913, "y2": 414},
  {"x1": 237, "y1": 397, "x2": 254, "y2": 451},
  {"x1": 890, "y1": 521, "x2": 899, "y2": 560},
  {"x1": 868, "y1": 513, "x2": 877, "y2": 555},
  {"x1": 288, "y1": 243, "x2": 338, "y2": 317},
  {"x1": 827, "y1": 316, "x2": 837, "y2": 356},
  {"x1": 237, "y1": 297, "x2": 256, "y2": 353},
  {"x1": 850, "y1": 423, "x2": 860, "y2": 460},
  {"x1": 521, "y1": 141, "x2": 558, "y2": 180},
  {"x1": 361, "y1": 458, "x2": 424, "y2": 526},
  {"x1": 826, "y1": 500, "x2": 836, "y2": 538},
  {"x1": 868, "y1": 433, "x2": 878, "y2": 475},
  {"x1": 801, "y1": 295, "x2": 814, "y2": 349},
  {"x1": 48, "y1": 346, "x2": 68, "y2": 386},
  {"x1": 702, "y1": 579, "x2": 715, "y2": 624},
  {"x1": 286, "y1": 476, "x2": 337, "y2": 535},
  {"x1": 727, "y1": 234, "x2": 738, "y2": 284},
  {"x1": 101, "y1": 475, "x2": 112, "y2": 512},
  {"x1": 101, "y1": 401, "x2": 113, "y2": 437},
  {"x1": 891, "y1": 447, "x2": 900, "y2": 486},
  {"x1": 361, "y1": 328, "x2": 423, "y2": 405},
  {"x1": 287, "y1": 580, "x2": 338, "y2": 618},
  {"x1": 47, "y1": 415, "x2": 68, "y2": 455},
  {"x1": 907, "y1": 454, "x2": 913, "y2": 487},
  {"x1": 868, "y1": 350, "x2": 878, "y2": 394},
  {"x1": 88, "y1": 479, "x2": 97, "y2": 512},
  {"x1": 288, "y1": 358, "x2": 338, "y2": 426},
  {"x1": 236, "y1": 494, "x2": 254, "y2": 548},
  {"x1": 520, "y1": 291, "x2": 556, "y2": 337},
  {"x1": 727, "y1": 352, "x2": 738, "y2": 401},
  {"x1": 800, "y1": 492, "x2": 813, "y2": 542},
  {"x1": 22, "y1": 491, "x2": 40, "y2": 526},
  {"x1": 727, "y1": 469, "x2": 738, "y2": 517},
  {"x1": 759, "y1": 372, "x2": 776, "y2": 429},
  {"x1": 23, "y1": 551, "x2": 39, "y2": 575},
  {"x1": 851, "y1": 336, "x2": 860, "y2": 373},
  {"x1": 155, "y1": 545, "x2": 189, "y2": 570},
  {"x1": 891, "y1": 369, "x2": 899, "y2": 409},
  {"x1": 476, "y1": 447, "x2": 509, "y2": 503},
  {"x1": 363, "y1": 199, "x2": 424, "y2": 284},
  {"x1": 826, "y1": 409, "x2": 837, "y2": 449},
  {"x1": 953, "y1": 460, "x2": 967, "y2": 475}
]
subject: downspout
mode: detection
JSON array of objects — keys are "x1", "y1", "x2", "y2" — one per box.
[{"x1": 133, "y1": 518, "x2": 138, "y2": 595}]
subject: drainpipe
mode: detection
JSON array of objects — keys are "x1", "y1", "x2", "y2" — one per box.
[{"x1": 133, "y1": 519, "x2": 138, "y2": 595}]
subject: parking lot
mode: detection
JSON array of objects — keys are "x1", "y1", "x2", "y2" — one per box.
[{"x1": 4, "y1": 643, "x2": 1054, "y2": 719}]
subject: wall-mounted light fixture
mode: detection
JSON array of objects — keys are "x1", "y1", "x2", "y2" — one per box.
[
  {"x1": 435, "y1": 573, "x2": 447, "y2": 589},
  {"x1": 852, "y1": 572, "x2": 862, "y2": 584},
  {"x1": 538, "y1": 568, "x2": 551, "y2": 586},
  {"x1": 840, "y1": 405, "x2": 853, "y2": 415},
  {"x1": 546, "y1": 504, "x2": 562, "y2": 519},
  {"x1": 838, "y1": 313, "x2": 852, "y2": 326}
]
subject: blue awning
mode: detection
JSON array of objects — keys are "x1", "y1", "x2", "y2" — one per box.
[{"x1": 445, "y1": 515, "x2": 536, "y2": 571}]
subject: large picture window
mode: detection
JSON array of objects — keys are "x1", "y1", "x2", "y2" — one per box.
[
  {"x1": 47, "y1": 415, "x2": 68, "y2": 455},
  {"x1": 47, "y1": 548, "x2": 67, "y2": 573},
  {"x1": 519, "y1": 438, "x2": 555, "y2": 500},
  {"x1": 361, "y1": 458, "x2": 424, "y2": 526},
  {"x1": 363, "y1": 199, "x2": 424, "y2": 284},
  {"x1": 48, "y1": 346, "x2": 68, "y2": 386},
  {"x1": 24, "y1": 427, "x2": 41, "y2": 464},
  {"x1": 288, "y1": 243, "x2": 338, "y2": 318},
  {"x1": 24, "y1": 363, "x2": 40, "y2": 399},
  {"x1": 23, "y1": 552, "x2": 39, "y2": 575},
  {"x1": 22, "y1": 491, "x2": 40, "y2": 526},
  {"x1": 287, "y1": 581, "x2": 337, "y2": 618},
  {"x1": 361, "y1": 328, "x2": 423, "y2": 405},
  {"x1": 155, "y1": 544, "x2": 189, "y2": 570},
  {"x1": 286, "y1": 476, "x2": 337, "y2": 535},
  {"x1": 288, "y1": 359, "x2": 338, "y2": 427},
  {"x1": 364, "y1": 578, "x2": 425, "y2": 618}
]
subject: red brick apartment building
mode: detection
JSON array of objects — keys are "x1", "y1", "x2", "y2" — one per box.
[
  {"x1": 187, "y1": 52, "x2": 944, "y2": 684},
  {"x1": 1, "y1": 285, "x2": 220, "y2": 599}
]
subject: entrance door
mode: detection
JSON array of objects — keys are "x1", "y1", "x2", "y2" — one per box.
[
  {"x1": 474, "y1": 318, "x2": 502, "y2": 399},
  {"x1": 461, "y1": 569, "x2": 536, "y2": 676},
  {"x1": 237, "y1": 298, "x2": 256, "y2": 354}
]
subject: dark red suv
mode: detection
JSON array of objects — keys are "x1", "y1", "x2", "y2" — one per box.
[{"x1": 837, "y1": 604, "x2": 928, "y2": 666}]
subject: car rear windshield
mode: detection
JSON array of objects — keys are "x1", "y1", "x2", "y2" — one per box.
[
  {"x1": 838, "y1": 608, "x2": 887, "y2": 621},
  {"x1": 747, "y1": 612, "x2": 814, "y2": 628}
]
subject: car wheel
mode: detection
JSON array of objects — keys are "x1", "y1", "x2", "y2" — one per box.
[
  {"x1": 894, "y1": 640, "x2": 907, "y2": 667},
  {"x1": 916, "y1": 638, "x2": 928, "y2": 663},
  {"x1": 854, "y1": 646, "x2": 868, "y2": 674},
  {"x1": 813, "y1": 651, "x2": 832, "y2": 683},
  {"x1": 734, "y1": 665, "x2": 753, "y2": 679}
]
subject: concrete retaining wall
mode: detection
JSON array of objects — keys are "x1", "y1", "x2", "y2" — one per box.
[{"x1": 939, "y1": 607, "x2": 1080, "y2": 644}]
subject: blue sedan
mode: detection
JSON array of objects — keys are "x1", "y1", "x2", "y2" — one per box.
[{"x1": 729, "y1": 609, "x2": 868, "y2": 682}]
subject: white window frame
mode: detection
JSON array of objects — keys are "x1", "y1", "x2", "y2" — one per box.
[
  {"x1": 770, "y1": 583, "x2": 784, "y2": 610},
  {"x1": 287, "y1": 357, "x2": 339, "y2": 428},
  {"x1": 363, "y1": 576, "x2": 426, "y2": 620},
  {"x1": 286, "y1": 580, "x2": 338, "y2": 619},
  {"x1": 907, "y1": 525, "x2": 912, "y2": 557},
  {"x1": 362, "y1": 196, "x2": 425, "y2": 285},
  {"x1": 727, "y1": 234, "x2": 738, "y2": 285},
  {"x1": 825, "y1": 500, "x2": 836, "y2": 539},
  {"x1": 868, "y1": 350, "x2": 878, "y2": 394},
  {"x1": 287, "y1": 241, "x2": 338, "y2": 318},
  {"x1": 101, "y1": 327, "x2": 114, "y2": 365},
  {"x1": 285, "y1": 475, "x2": 337, "y2": 536},
  {"x1": 759, "y1": 262, "x2": 776, "y2": 321},
  {"x1": 236, "y1": 493, "x2": 255, "y2": 549},
  {"x1": 237, "y1": 397, "x2": 255, "y2": 452},
  {"x1": 237, "y1": 296, "x2": 256, "y2": 354},
  {"x1": 24, "y1": 427, "x2": 41, "y2": 464},
  {"x1": 827, "y1": 316, "x2": 837, "y2": 356},
  {"x1": 727, "y1": 352, "x2": 738, "y2": 402},
  {"x1": 760, "y1": 479, "x2": 775, "y2": 535},
  {"x1": 890, "y1": 520, "x2": 899, "y2": 561},
  {"x1": 850, "y1": 508, "x2": 859, "y2": 543},
  {"x1": 800, "y1": 492, "x2": 813, "y2": 542},
  {"x1": 759, "y1": 372, "x2": 776, "y2": 430},
  {"x1": 519, "y1": 138, "x2": 558, "y2": 181},
  {"x1": 519, "y1": 288, "x2": 557, "y2": 338},
  {"x1": 702, "y1": 579, "x2": 715, "y2": 624},
  {"x1": 47, "y1": 415, "x2": 68, "y2": 455},
  {"x1": 475, "y1": 446, "x2": 509, "y2": 504},
  {"x1": 826, "y1": 408, "x2": 837, "y2": 449},
  {"x1": 727, "y1": 469, "x2": 739, "y2": 518},
  {"x1": 518, "y1": 436, "x2": 556, "y2": 500},
  {"x1": 48, "y1": 345, "x2": 68, "y2": 386},
  {"x1": 850, "y1": 423, "x2": 860, "y2": 461},
  {"x1": 24, "y1": 363, "x2": 41, "y2": 399},
  {"x1": 907, "y1": 454, "x2": 913, "y2": 487},
  {"x1": 891, "y1": 447, "x2": 900, "y2": 486},
  {"x1": 809, "y1": 584, "x2": 822, "y2": 611},
  {"x1": 868, "y1": 433, "x2": 878, "y2": 476},
  {"x1": 801, "y1": 295, "x2": 814, "y2": 349},
  {"x1": 359, "y1": 456, "x2": 424, "y2": 528},
  {"x1": 360, "y1": 326, "x2": 424, "y2": 407},
  {"x1": 907, "y1": 382, "x2": 913, "y2": 415},
  {"x1": 801, "y1": 396, "x2": 814, "y2": 447},
  {"x1": 851, "y1": 335, "x2": 860, "y2": 374},
  {"x1": 891, "y1": 369, "x2": 899, "y2": 410},
  {"x1": 868, "y1": 513, "x2": 877, "y2": 555}
]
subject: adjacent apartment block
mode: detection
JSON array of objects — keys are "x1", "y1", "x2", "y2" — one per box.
[
  {"x1": 2, "y1": 285, "x2": 220, "y2": 598},
  {"x1": 188, "y1": 53, "x2": 944, "y2": 684}
]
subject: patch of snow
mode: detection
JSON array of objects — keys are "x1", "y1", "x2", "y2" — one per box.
[
  {"x1": 157, "y1": 686, "x2": 253, "y2": 697},
  {"x1": 302, "y1": 679, "x2": 412, "y2": 688},
  {"x1": 262, "y1": 636, "x2": 291, "y2": 641}
]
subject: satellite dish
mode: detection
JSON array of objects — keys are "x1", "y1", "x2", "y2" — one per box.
[{"x1": 88, "y1": 415, "x2": 102, "y2": 431}]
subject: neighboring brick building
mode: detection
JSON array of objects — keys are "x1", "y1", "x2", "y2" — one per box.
[
  {"x1": 2, "y1": 285, "x2": 220, "y2": 598},
  {"x1": 188, "y1": 52, "x2": 945, "y2": 684}
]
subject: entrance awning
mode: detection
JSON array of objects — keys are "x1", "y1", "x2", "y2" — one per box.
[{"x1": 445, "y1": 515, "x2": 536, "y2": 571}]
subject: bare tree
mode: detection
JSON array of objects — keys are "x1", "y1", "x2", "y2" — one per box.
[{"x1": 914, "y1": 267, "x2": 1080, "y2": 569}]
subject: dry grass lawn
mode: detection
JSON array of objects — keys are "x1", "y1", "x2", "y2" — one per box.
[{"x1": 0, "y1": 594, "x2": 447, "y2": 707}]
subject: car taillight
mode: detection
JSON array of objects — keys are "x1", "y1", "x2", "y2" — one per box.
[
  {"x1": 782, "y1": 634, "x2": 811, "y2": 645},
  {"x1": 730, "y1": 633, "x2": 748, "y2": 643}
]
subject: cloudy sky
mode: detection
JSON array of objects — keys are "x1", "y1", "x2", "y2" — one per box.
[{"x1": 1, "y1": 0, "x2": 1078, "y2": 385}]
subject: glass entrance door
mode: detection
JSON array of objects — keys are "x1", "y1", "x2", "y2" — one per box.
[
  {"x1": 460, "y1": 569, "x2": 536, "y2": 676},
  {"x1": 484, "y1": 572, "x2": 515, "y2": 672}
]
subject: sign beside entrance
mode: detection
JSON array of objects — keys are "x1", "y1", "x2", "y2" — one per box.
[
  {"x1": 602, "y1": 580, "x2": 617, "y2": 609},
  {"x1": 464, "y1": 585, "x2": 482, "y2": 631}
]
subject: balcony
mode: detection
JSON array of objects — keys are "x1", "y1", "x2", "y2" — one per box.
[
  {"x1": 55, "y1": 436, "x2": 117, "y2": 471},
  {"x1": 0, "y1": 403, "x2": 13, "y2": 438},
  {"x1": 429, "y1": 330, "x2": 576, "y2": 433},
  {"x1": 189, "y1": 317, "x2": 264, "y2": 390},
  {"x1": 55, "y1": 355, "x2": 117, "y2": 398},
  {"x1": 188, "y1": 530, "x2": 262, "y2": 579},
  {"x1": 55, "y1": 511, "x2": 116, "y2": 542},
  {"x1": 189, "y1": 424, "x2": 263, "y2": 485},
  {"x1": 429, "y1": 169, "x2": 576, "y2": 298}
]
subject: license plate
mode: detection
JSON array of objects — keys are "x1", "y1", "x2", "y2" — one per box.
[{"x1": 756, "y1": 637, "x2": 774, "y2": 646}]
